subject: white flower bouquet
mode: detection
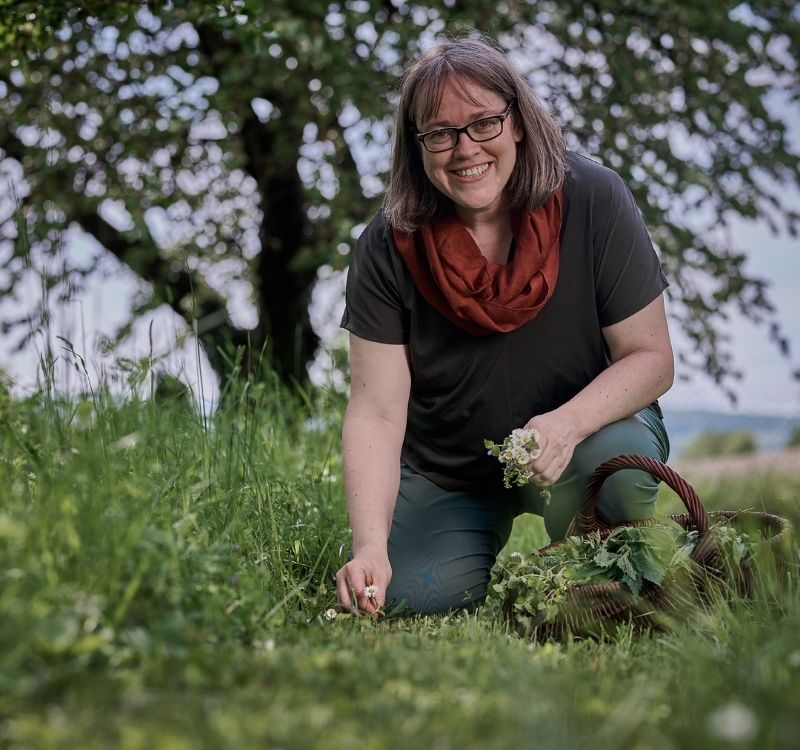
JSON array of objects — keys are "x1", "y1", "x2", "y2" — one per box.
[{"x1": 485, "y1": 427, "x2": 550, "y2": 502}]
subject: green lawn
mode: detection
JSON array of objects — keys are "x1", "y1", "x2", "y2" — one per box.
[{"x1": 1, "y1": 377, "x2": 798, "y2": 749}]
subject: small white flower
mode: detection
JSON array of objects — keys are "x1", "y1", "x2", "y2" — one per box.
[
  {"x1": 363, "y1": 584, "x2": 379, "y2": 599},
  {"x1": 253, "y1": 638, "x2": 276, "y2": 651},
  {"x1": 110, "y1": 431, "x2": 141, "y2": 451},
  {"x1": 707, "y1": 702, "x2": 757, "y2": 742},
  {"x1": 323, "y1": 608, "x2": 338, "y2": 621},
  {"x1": 511, "y1": 446, "x2": 527, "y2": 463}
]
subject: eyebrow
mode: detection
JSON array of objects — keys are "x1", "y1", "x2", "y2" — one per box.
[{"x1": 421, "y1": 108, "x2": 499, "y2": 131}]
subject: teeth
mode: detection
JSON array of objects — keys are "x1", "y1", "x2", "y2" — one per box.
[{"x1": 454, "y1": 163, "x2": 489, "y2": 177}]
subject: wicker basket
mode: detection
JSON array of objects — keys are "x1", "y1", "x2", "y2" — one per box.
[{"x1": 502, "y1": 454, "x2": 793, "y2": 640}]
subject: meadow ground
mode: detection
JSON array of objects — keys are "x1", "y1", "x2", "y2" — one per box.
[{"x1": 1, "y1": 374, "x2": 799, "y2": 749}]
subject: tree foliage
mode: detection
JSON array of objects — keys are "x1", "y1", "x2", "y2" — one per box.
[{"x1": 1, "y1": 0, "x2": 799, "y2": 390}]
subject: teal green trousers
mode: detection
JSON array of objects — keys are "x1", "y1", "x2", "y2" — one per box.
[{"x1": 385, "y1": 407, "x2": 669, "y2": 614}]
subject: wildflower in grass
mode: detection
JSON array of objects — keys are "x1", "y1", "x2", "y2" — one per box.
[
  {"x1": 324, "y1": 608, "x2": 338, "y2": 621},
  {"x1": 707, "y1": 702, "x2": 757, "y2": 742},
  {"x1": 110, "y1": 431, "x2": 141, "y2": 451},
  {"x1": 363, "y1": 584, "x2": 379, "y2": 600}
]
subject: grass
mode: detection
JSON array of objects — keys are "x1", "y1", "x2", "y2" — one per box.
[{"x1": 1, "y1": 369, "x2": 799, "y2": 749}]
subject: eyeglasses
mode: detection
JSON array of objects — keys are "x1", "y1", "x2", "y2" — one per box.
[{"x1": 416, "y1": 102, "x2": 514, "y2": 153}]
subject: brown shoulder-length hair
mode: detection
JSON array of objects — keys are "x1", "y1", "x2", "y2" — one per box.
[{"x1": 382, "y1": 34, "x2": 566, "y2": 233}]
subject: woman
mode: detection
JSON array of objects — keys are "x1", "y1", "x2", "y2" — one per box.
[{"x1": 335, "y1": 35, "x2": 674, "y2": 617}]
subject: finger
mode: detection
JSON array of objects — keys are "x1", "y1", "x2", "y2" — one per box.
[
  {"x1": 353, "y1": 590, "x2": 382, "y2": 618},
  {"x1": 336, "y1": 576, "x2": 354, "y2": 612},
  {"x1": 353, "y1": 577, "x2": 387, "y2": 616},
  {"x1": 348, "y1": 578, "x2": 389, "y2": 617},
  {"x1": 545, "y1": 451, "x2": 573, "y2": 485},
  {"x1": 526, "y1": 460, "x2": 553, "y2": 483},
  {"x1": 371, "y1": 592, "x2": 387, "y2": 619},
  {"x1": 528, "y1": 449, "x2": 563, "y2": 478},
  {"x1": 539, "y1": 457, "x2": 570, "y2": 486},
  {"x1": 336, "y1": 569, "x2": 363, "y2": 614},
  {"x1": 363, "y1": 583, "x2": 385, "y2": 607},
  {"x1": 538, "y1": 462, "x2": 563, "y2": 485},
  {"x1": 529, "y1": 460, "x2": 559, "y2": 485},
  {"x1": 362, "y1": 589, "x2": 386, "y2": 619}
]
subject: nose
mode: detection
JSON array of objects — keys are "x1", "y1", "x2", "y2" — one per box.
[{"x1": 452, "y1": 130, "x2": 480, "y2": 157}]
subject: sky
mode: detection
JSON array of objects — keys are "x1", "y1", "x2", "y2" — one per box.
[{"x1": 660, "y1": 214, "x2": 800, "y2": 416}]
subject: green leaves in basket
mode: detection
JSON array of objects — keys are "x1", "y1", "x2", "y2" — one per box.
[
  {"x1": 584, "y1": 525, "x2": 681, "y2": 596},
  {"x1": 491, "y1": 556, "x2": 573, "y2": 624},
  {"x1": 488, "y1": 519, "x2": 760, "y2": 629},
  {"x1": 715, "y1": 525, "x2": 757, "y2": 566}
]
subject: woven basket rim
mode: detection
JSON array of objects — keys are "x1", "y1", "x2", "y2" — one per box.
[{"x1": 539, "y1": 507, "x2": 792, "y2": 556}]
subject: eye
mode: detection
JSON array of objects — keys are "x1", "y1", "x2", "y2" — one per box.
[
  {"x1": 428, "y1": 129, "x2": 452, "y2": 143},
  {"x1": 472, "y1": 117, "x2": 497, "y2": 132}
]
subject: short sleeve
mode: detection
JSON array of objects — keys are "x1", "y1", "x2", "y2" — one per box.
[
  {"x1": 592, "y1": 172, "x2": 669, "y2": 327},
  {"x1": 340, "y1": 213, "x2": 409, "y2": 344}
]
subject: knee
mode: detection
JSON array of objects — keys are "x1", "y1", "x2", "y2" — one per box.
[
  {"x1": 385, "y1": 560, "x2": 491, "y2": 614},
  {"x1": 386, "y1": 545, "x2": 499, "y2": 614},
  {"x1": 567, "y1": 414, "x2": 665, "y2": 525},
  {"x1": 595, "y1": 469, "x2": 659, "y2": 525}
]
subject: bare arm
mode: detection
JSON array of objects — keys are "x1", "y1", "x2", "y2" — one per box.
[
  {"x1": 525, "y1": 294, "x2": 674, "y2": 485},
  {"x1": 336, "y1": 333, "x2": 411, "y2": 615}
]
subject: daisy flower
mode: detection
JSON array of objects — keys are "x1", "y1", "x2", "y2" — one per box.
[{"x1": 363, "y1": 584, "x2": 380, "y2": 600}]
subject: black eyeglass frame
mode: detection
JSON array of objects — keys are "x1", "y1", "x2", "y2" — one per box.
[{"x1": 415, "y1": 102, "x2": 514, "y2": 153}]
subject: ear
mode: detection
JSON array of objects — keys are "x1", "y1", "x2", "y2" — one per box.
[{"x1": 512, "y1": 118, "x2": 524, "y2": 143}]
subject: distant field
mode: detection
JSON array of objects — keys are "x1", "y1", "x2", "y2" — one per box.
[
  {"x1": 662, "y1": 408, "x2": 800, "y2": 457},
  {"x1": 675, "y1": 447, "x2": 800, "y2": 480}
]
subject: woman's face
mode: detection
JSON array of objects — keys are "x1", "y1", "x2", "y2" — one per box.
[{"x1": 417, "y1": 77, "x2": 523, "y2": 223}]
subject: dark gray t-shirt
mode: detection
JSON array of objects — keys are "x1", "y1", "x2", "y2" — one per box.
[{"x1": 341, "y1": 152, "x2": 669, "y2": 490}]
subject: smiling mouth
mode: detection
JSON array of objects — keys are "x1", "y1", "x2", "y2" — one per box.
[{"x1": 452, "y1": 163, "x2": 490, "y2": 178}]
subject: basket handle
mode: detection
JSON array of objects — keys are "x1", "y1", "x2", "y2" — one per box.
[{"x1": 565, "y1": 454, "x2": 711, "y2": 538}]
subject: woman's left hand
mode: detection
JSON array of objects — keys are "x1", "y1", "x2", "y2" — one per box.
[{"x1": 521, "y1": 410, "x2": 579, "y2": 487}]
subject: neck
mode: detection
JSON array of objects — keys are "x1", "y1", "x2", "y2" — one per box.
[{"x1": 455, "y1": 207, "x2": 514, "y2": 265}]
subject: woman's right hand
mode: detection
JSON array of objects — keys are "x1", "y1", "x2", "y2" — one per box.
[{"x1": 335, "y1": 545, "x2": 392, "y2": 618}]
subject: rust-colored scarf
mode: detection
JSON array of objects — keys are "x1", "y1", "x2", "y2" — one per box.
[{"x1": 392, "y1": 188, "x2": 563, "y2": 335}]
